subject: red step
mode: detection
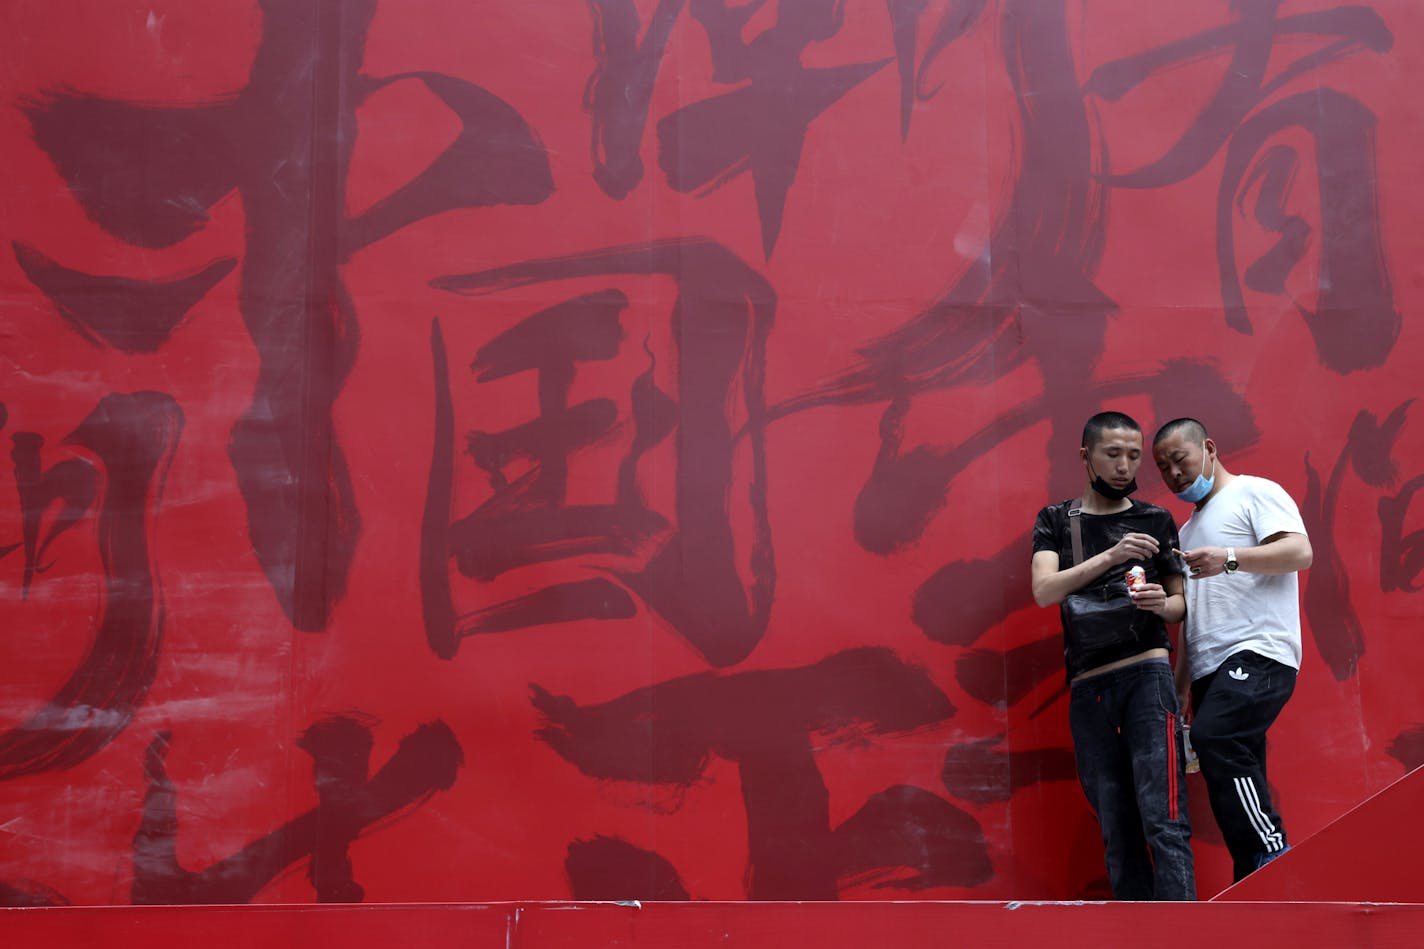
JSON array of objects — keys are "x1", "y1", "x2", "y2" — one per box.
[{"x1": 1214, "y1": 764, "x2": 1424, "y2": 902}]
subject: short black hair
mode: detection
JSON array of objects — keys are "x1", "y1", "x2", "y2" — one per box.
[
  {"x1": 1153, "y1": 417, "x2": 1209, "y2": 447},
  {"x1": 1082, "y1": 411, "x2": 1142, "y2": 449}
]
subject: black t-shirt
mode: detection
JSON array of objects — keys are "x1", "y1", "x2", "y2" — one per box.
[{"x1": 1032, "y1": 498, "x2": 1185, "y2": 680}]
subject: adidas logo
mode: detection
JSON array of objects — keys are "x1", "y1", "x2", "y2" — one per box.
[{"x1": 1228, "y1": 667, "x2": 1249, "y2": 681}]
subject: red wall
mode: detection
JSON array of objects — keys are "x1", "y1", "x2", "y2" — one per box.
[{"x1": 2, "y1": 0, "x2": 1422, "y2": 905}]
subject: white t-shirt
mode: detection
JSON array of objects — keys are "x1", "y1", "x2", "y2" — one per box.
[{"x1": 1179, "y1": 475, "x2": 1309, "y2": 682}]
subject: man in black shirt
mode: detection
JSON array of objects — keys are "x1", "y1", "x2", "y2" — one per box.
[{"x1": 1031, "y1": 411, "x2": 1195, "y2": 899}]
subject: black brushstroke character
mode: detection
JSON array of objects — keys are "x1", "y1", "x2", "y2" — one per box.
[
  {"x1": 21, "y1": 0, "x2": 553, "y2": 631},
  {"x1": 429, "y1": 239, "x2": 775, "y2": 668},
  {"x1": 1085, "y1": 0, "x2": 1398, "y2": 372},
  {"x1": 131, "y1": 717, "x2": 463, "y2": 904},
  {"x1": 1301, "y1": 401, "x2": 1411, "y2": 679},
  {"x1": 0, "y1": 393, "x2": 183, "y2": 781},
  {"x1": 534, "y1": 647, "x2": 990, "y2": 899},
  {"x1": 584, "y1": 0, "x2": 895, "y2": 257}
]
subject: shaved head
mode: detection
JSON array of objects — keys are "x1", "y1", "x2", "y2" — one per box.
[
  {"x1": 1153, "y1": 417, "x2": 1208, "y2": 448},
  {"x1": 1083, "y1": 411, "x2": 1142, "y2": 449}
]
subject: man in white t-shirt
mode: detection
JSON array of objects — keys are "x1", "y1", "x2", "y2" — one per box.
[{"x1": 1152, "y1": 418, "x2": 1313, "y2": 882}]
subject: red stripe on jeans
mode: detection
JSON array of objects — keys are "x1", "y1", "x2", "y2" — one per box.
[{"x1": 1166, "y1": 712, "x2": 1178, "y2": 821}]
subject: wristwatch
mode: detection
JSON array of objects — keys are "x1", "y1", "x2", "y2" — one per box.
[{"x1": 1224, "y1": 547, "x2": 1239, "y2": 574}]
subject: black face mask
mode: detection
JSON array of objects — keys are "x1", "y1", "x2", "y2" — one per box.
[{"x1": 1086, "y1": 458, "x2": 1138, "y2": 500}]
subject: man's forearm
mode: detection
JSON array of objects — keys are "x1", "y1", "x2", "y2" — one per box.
[
  {"x1": 1032, "y1": 549, "x2": 1117, "y2": 606},
  {"x1": 1239, "y1": 532, "x2": 1312, "y2": 574}
]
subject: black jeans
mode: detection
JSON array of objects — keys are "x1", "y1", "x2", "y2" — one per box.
[
  {"x1": 1069, "y1": 659, "x2": 1195, "y2": 900},
  {"x1": 1190, "y1": 649, "x2": 1296, "y2": 882}
]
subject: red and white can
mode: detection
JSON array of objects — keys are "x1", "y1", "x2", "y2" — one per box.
[{"x1": 1126, "y1": 565, "x2": 1147, "y2": 591}]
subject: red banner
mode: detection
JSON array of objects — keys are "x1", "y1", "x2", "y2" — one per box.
[{"x1": 2, "y1": 0, "x2": 1422, "y2": 903}]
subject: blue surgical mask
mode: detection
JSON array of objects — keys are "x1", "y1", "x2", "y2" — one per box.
[{"x1": 1175, "y1": 453, "x2": 1216, "y2": 503}]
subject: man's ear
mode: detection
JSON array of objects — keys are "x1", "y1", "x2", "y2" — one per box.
[{"x1": 1202, "y1": 437, "x2": 1216, "y2": 460}]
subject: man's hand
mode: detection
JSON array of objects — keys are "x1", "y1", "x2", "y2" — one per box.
[
  {"x1": 1128, "y1": 581, "x2": 1171, "y2": 615},
  {"x1": 1179, "y1": 545, "x2": 1228, "y2": 578},
  {"x1": 1110, "y1": 531, "x2": 1160, "y2": 565}
]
